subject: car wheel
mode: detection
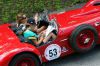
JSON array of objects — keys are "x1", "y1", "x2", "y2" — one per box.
[
  {"x1": 9, "y1": 53, "x2": 41, "y2": 66},
  {"x1": 69, "y1": 24, "x2": 98, "y2": 53}
]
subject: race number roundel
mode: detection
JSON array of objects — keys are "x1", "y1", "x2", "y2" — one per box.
[{"x1": 44, "y1": 44, "x2": 61, "y2": 61}]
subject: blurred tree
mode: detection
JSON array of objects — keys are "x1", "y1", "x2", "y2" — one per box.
[{"x1": 0, "y1": 0, "x2": 88, "y2": 23}]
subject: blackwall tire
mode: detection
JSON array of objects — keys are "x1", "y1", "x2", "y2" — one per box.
[
  {"x1": 69, "y1": 24, "x2": 98, "y2": 53},
  {"x1": 9, "y1": 53, "x2": 41, "y2": 66}
]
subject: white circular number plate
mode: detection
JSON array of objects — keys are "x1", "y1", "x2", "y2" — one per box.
[{"x1": 44, "y1": 44, "x2": 61, "y2": 61}]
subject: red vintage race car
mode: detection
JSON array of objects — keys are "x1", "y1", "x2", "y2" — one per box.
[{"x1": 0, "y1": 0, "x2": 100, "y2": 66}]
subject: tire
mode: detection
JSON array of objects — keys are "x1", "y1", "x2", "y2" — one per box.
[
  {"x1": 69, "y1": 24, "x2": 98, "y2": 53},
  {"x1": 9, "y1": 53, "x2": 41, "y2": 66}
]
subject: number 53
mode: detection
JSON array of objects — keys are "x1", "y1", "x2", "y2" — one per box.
[{"x1": 49, "y1": 48, "x2": 57, "y2": 57}]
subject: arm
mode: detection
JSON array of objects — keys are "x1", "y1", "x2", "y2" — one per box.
[
  {"x1": 43, "y1": 32, "x2": 57, "y2": 43},
  {"x1": 32, "y1": 35, "x2": 44, "y2": 45},
  {"x1": 37, "y1": 26, "x2": 46, "y2": 33}
]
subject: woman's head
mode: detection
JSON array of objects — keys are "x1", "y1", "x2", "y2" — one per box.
[
  {"x1": 16, "y1": 13, "x2": 27, "y2": 23},
  {"x1": 38, "y1": 20, "x2": 49, "y2": 28}
]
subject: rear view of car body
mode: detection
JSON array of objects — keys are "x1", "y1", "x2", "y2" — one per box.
[{"x1": 0, "y1": 24, "x2": 41, "y2": 66}]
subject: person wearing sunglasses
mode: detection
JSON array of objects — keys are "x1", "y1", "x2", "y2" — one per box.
[{"x1": 11, "y1": 13, "x2": 28, "y2": 34}]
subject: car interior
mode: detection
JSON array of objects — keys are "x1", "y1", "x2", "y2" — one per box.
[{"x1": 10, "y1": 19, "x2": 58, "y2": 47}]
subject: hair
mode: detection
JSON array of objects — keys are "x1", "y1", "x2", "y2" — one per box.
[
  {"x1": 27, "y1": 18, "x2": 36, "y2": 25},
  {"x1": 16, "y1": 13, "x2": 27, "y2": 22}
]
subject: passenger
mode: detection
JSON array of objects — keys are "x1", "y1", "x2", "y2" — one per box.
[
  {"x1": 11, "y1": 13, "x2": 27, "y2": 34},
  {"x1": 36, "y1": 20, "x2": 57, "y2": 44},
  {"x1": 33, "y1": 13, "x2": 49, "y2": 33},
  {"x1": 37, "y1": 20, "x2": 49, "y2": 33},
  {"x1": 40, "y1": 26, "x2": 57, "y2": 44},
  {"x1": 23, "y1": 18, "x2": 44, "y2": 46},
  {"x1": 34, "y1": 13, "x2": 57, "y2": 44}
]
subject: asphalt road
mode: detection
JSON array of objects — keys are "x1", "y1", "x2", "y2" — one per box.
[{"x1": 45, "y1": 46, "x2": 100, "y2": 66}]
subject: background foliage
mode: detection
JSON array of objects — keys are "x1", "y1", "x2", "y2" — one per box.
[{"x1": 0, "y1": 0, "x2": 88, "y2": 23}]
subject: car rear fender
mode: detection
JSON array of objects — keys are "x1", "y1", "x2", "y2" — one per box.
[{"x1": 0, "y1": 45, "x2": 42, "y2": 66}]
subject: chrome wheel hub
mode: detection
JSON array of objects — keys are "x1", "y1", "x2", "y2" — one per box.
[{"x1": 84, "y1": 38, "x2": 90, "y2": 44}]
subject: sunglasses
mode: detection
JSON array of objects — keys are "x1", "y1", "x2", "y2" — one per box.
[{"x1": 17, "y1": 15, "x2": 27, "y2": 20}]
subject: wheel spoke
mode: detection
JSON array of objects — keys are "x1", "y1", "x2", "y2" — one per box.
[
  {"x1": 76, "y1": 30, "x2": 94, "y2": 48},
  {"x1": 16, "y1": 58, "x2": 35, "y2": 66}
]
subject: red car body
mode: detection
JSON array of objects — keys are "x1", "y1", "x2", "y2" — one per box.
[{"x1": 0, "y1": 0, "x2": 100, "y2": 66}]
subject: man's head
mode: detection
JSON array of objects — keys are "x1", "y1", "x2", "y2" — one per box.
[
  {"x1": 27, "y1": 18, "x2": 36, "y2": 25},
  {"x1": 27, "y1": 18, "x2": 37, "y2": 31}
]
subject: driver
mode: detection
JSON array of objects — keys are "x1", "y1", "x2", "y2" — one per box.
[
  {"x1": 33, "y1": 13, "x2": 49, "y2": 34},
  {"x1": 34, "y1": 13, "x2": 57, "y2": 44},
  {"x1": 37, "y1": 20, "x2": 57, "y2": 43}
]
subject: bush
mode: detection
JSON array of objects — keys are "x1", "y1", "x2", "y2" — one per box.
[{"x1": 0, "y1": 0, "x2": 88, "y2": 23}]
